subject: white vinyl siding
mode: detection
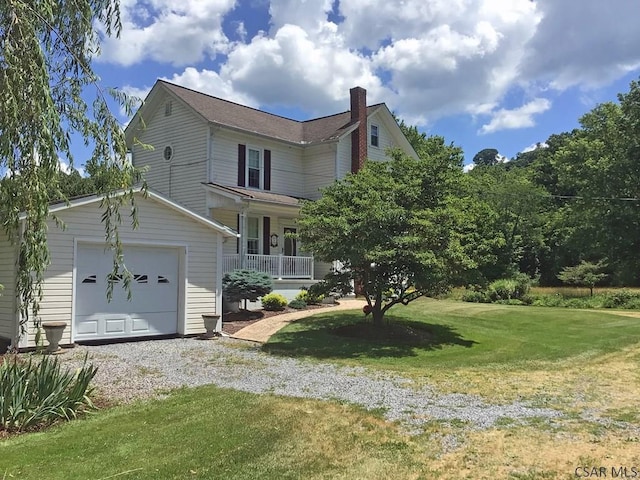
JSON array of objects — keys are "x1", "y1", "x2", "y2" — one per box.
[
  {"x1": 367, "y1": 116, "x2": 395, "y2": 162},
  {"x1": 20, "y1": 195, "x2": 220, "y2": 348},
  {"x1": 210, "y1": 130, "x2": 304, "y2": 197},
  {"x1": 303, "y1": 143, "x2": 336, "y2": 199},
  {"x1": 210, "y1": 209, "x2": 240, "y2": 256},
  {"x1": 131, "y1": 94, "x2": 209, "y2": 216},
  {"x1": 336, "y1": 136, "x2": 353, "y2": 180},
  {"x1": 0, "y1": 229, "x2": 17, "y2": 341}
]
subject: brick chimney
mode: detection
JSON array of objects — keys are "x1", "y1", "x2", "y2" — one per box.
[{"x1": 350, "y1": 86, "x2": 367, "y2": 173}]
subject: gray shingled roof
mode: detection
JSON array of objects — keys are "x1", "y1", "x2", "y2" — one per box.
[
  {"x1": 160, "y1": 80, "x2": 384, "y2": 145},
  {"x1": 206, "y1": 183, "x2": 304, "y2": 206}
]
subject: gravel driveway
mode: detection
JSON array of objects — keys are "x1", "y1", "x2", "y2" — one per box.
[{"x1": 59, "y1": 337, "x2": 561, "y2": 435}]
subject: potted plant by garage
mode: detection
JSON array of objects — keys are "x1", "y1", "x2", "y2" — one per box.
[
  {"x1": 201, "y1": 314, "x2": 221, "y2": 339},
  {"x1": 42, "y1": 321, "x2": 67, "y2": 353}
]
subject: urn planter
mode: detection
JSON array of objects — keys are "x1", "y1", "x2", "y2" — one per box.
[
  {"x1": 42, "y1": 321, "x2": 67, "y2": 353},
  {"x1": 201, "y1": 315, "x2": 221, "y2": 339}
]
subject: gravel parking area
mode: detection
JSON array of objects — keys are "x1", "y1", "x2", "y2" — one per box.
[{"x1": 58, "y1": 337, "x2": 561, "y2": 435}]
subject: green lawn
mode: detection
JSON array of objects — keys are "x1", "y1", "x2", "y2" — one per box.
[
  {"x1": 4, "y1": 299, "x2": 640, "y2": 479},
  {"x1": 0, "y1": 385, "x2": 430, "y2": 479},
  {"x1": 263, "y1": 299, "x2": 640, "y2": 371}
]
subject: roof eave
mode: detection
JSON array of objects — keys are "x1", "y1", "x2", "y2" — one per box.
[
  {"x1": 203, "y1": 183, "x2": 303, "y2": 209},
  {"x1": 22, "y1": 187, "x2": 238, "y2": 238}
]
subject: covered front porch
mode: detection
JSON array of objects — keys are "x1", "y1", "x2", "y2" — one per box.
[
  {"x1": 222, "y1": 253, "x2": 314, "y2": 279},
  {"x1": 204, "y1": 183, "x2": 330, "y2": 281}
]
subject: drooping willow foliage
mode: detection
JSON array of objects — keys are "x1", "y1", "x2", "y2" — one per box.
[{"x1": 0, "y1": 0, "x2": 145, "y2": 341}]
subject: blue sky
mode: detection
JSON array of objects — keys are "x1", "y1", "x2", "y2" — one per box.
[{"x1": 78, "y1": 0, "x2": 640, "y2": 171}]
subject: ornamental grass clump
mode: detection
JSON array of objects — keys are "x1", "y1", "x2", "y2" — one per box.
[{"x1": 0, "y1": 354, "x2": 98, "y2": 433}]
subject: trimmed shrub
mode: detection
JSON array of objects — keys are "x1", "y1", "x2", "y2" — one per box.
[
  {"x1": 520, "y1": 294, "x2": 534, "y2": 306},
  {"x1": 461, "y1": 290, "x2": 489, "y2": 303},
  {"x1": 262, "y1": 293, "x2": 288, "y2": 311},
  {"x1": 288, "y1": 299, "x2": 307, "y2": 310},
  {"x1": 222, "y1": 269, "x2": 273, "y2": 307},
  {"x1": 1, "y1": 354, "x2": 97, "y2": 432},
  {"x1": 601, "y1": 289, "x2": 640, "y2": 309},
  {"x1": 296, "y1": 288, "x2": 324, "y2": 305}
]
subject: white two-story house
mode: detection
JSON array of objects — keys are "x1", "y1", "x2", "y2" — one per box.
[
  {"x1": 0, "y1": 81, "x2": 419, "y2": 349},
  {"x1": 125, "y1": 81, "x2": 417, "y2": 299}
]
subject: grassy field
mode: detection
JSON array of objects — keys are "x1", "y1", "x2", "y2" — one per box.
[
  {"x1": 265, "y1": 299, "x2": 640, "y2": 372},
  {"x1": 1, "y1": 385, "x2": 436, "y2": 479},
  {"x1": 2, "y1": 299, "x2": 640, "y2": 479}
]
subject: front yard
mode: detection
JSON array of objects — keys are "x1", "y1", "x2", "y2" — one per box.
[{"x1": 2, "y1": 298, "x2": 640, "y2": 479}]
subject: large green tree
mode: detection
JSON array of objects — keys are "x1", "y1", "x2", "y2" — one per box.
[
  {"x1": 0, "y1": 0, "x2": 143, "y2": 338},
  {"x1": 549, "y1": 83, "x2": 640, "y2": 284},
  {"x1": 472, "y1": 148, "x2": 500, "y2": 167},
  {"x1": 299, "y1": 147, "x2": 480, "y2": 325},
  {"x1": 466, "y1": 164, "x2": 549, "y2": 280}
]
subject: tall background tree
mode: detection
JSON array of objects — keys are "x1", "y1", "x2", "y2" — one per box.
[
  {"x1": 0, "y1": 0, "x2": 144, "y2": 336},
  {"x1": 468, "y1": 77, "x2": 640, "y2": 286},
  {"x1": 472, "y1": 148, "x2": 500, "y2": 167}
]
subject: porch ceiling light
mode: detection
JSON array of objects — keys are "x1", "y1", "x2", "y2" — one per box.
[{"x1": 270, "y1": 233, "x2": 279, "y2": 247}]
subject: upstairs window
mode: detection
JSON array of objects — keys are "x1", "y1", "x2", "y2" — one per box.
[
  {"x1": 165, "y1": 101, "x2": 172, "y2": 116},
  {"x1": 238, "y1": 145, "x2": 270, "y2": 190},
  {"x1": 247, "y1": 148, "x2": 261, "y2": 188},
  {"x1": 370, "y1": 124, "x2": 379, "y2": 147}
]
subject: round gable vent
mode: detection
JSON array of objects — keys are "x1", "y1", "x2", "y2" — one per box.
[{"x1": 163, "y1": 145, "x2": 173, "y2": 161}]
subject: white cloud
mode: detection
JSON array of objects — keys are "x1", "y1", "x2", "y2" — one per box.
[
  {"x1": 480, "y1": 98, "x2": 551, "y2": 135},
  {"x1": 235, "y1": 21, "x2": 248, "y2": 42},
  {"x1": 463, "y1": 162, "x2": 475, "y2": 173},
  {"x1": 119, "y1": 85, "x2": 149, "y2": 117},
  {"x1": 98, "y1": 0, "x2": 236, "y2": 66},
  {"x1": 99, "y1": 0, "x2": 640, "y2": 137},
  {"x1": 220, "y1": 24, "x2": 388, "y2": 114},
  {"x1": 268, "y1": 0, "x2": 334, "y2": 34},
  {"x1": 59, "y1": 158, "x2": 86, "y2": 177},
  {"x1": 522, "y1": 0, "x2": 640, "y2": 90},
  {"x1": 163, "y1": 68, "x2": 259, "y2": 107},
  {"x1": 522, "y1": 142, "x2": 549, "y2": 153},
  {"x1": 364, "y1": 0, "x2": 540, "y2": 124}
]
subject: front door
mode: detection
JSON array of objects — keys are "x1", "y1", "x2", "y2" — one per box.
[{"x1": 284, "y1": 227, "x2": 297, "y2": 256}]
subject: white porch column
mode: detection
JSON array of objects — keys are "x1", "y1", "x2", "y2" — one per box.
[{"x1": 239, "y1": 209, "x2": 247, "y2": 268}]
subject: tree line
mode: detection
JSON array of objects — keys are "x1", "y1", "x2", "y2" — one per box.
[{"x1": 464, "y1": 78, "x2": 640, "y2": 286}]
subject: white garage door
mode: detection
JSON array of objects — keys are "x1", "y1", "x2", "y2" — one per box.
[{"x1": 75, "y1": 244, "x2": 180, "y2": 341}]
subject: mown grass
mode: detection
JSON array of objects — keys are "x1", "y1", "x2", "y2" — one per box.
[
  {"x1": 263, "y1": 299, "x2": 640, "y2": 370},
  {"x1": 264, "y1": 298, "x2": 640, "y2": 413},
  {"x1": 0, "y1": 385, "x2": 435, "y2": 479},
  {"x1": 4, "y1": 299, "x2": 640, "y2": 479}
]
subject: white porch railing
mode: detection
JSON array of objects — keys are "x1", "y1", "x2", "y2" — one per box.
[{"x1": 223, "y1": 254, "x2": 314, "y2": 279}]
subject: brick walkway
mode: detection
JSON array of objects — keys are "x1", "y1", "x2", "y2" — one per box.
[{"x1": 230, "y1": 298, "x2": 366, "y2": 343}]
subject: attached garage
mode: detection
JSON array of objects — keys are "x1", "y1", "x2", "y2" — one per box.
[
  {"x1": 75, "y1": 244, "x2": 181, "y2": 341},
  {"x1": 0, "y1": 189, "x2": 237, "y2": 349}
]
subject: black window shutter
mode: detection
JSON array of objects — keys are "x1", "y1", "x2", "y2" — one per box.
[
  {"x1": 237, "y1": 144, "x2": 246, "y2": 187},
  {"x1": 263, "y1": 216, "x2": 270, "y2": 254},
  {"x1": 236, "y1": 214, "x2": 240, "y2": 254},
  {"x1": 264, "y1": 149, "x2": 271, "y2": 191}
]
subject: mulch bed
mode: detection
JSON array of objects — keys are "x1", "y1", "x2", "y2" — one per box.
[{"x1": 222, "y1": 305, "x2": 326, "y2": 335}]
